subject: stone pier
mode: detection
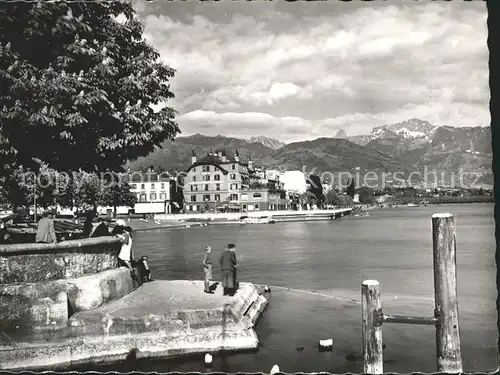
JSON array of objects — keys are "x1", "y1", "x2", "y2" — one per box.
[
  {"x1": 0, "y1": 238, "x2": 268, "y2": 370},
  {"x1": 0, "y1": 281, "x2": 268, "y2": 370}
]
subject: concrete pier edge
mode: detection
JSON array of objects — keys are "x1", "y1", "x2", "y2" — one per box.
[{"x1": 0, "y1": 281, "x2": 268, "y2": 370}]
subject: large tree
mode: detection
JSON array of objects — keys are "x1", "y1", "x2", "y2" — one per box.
[{"x1": 0, "y1": 1, "x2": 178, "y2": 176}]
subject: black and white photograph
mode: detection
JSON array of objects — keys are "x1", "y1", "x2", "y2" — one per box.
[{"x1": 0, "y1": 0, "x2": 497, "y2": 373}]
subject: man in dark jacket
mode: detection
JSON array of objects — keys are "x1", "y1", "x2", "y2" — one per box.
[
  {"x1": 90, "y1": 217, "x2": 111, "y2": 237},
  {"x1": 219, "y1": 243, "x2": 237, "y2": 296}
]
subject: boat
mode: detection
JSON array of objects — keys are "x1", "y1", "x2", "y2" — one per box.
[{"x1": 407, "y1": 203, "x2": 419, "y2": 207}]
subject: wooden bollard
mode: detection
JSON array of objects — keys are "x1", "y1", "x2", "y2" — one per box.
[
  {"x1": 432, "y1": 213, "x2": 463, "y2": 373},
  {"x1": 362, "y1": 280, "x2": 383, "y2": 374}
]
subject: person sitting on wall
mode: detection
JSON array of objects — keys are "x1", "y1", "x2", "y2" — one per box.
[
  {"x1": 90, "y1": 217, "x2": 111, "y2": 237},
  {"x1": 35, "y1": 210, "x2": 57, "y2": 244},
  {"x1": 82, "y1": 212, "x2": 95, "y2": 238}
]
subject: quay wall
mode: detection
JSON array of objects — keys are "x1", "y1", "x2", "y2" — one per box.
[
  {"x1": 156, "y1": 208, "x2": 352, "y2": 222},
  {"x1": 0, "y1": 237, "x2": 122, "y2": 284}
]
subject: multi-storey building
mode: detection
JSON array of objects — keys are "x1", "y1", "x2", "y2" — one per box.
[
  {"x1": 183, "y1": 149, "x2": 248, "y2": 212},
  {"x1": 183, "y1": 149, "x2": 287, "y2": 212},
  {"x1": 129, "y1": 171, "x2": 173, "y2": 213}
]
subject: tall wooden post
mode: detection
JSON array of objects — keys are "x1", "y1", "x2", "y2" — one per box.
[
  {"x1": 362, "y1": 280, "x2": 383, "y2": 374},
  {"x1": 432, "y1": 213, "x2": 463, "y2": 373}
]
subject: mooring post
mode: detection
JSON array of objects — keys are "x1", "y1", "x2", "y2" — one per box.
[
  {"x1": 432, "y1": 213, "x2": 463, "y2": 373},
  {"x1": 362, "y1": 280, "x2": 383, "y2": 374}
]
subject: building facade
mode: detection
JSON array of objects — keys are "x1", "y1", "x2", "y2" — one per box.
[
  {"x1": 183, "y1": 149, "x2": 287, "y2": 212},
  {"x1": 129, "y1": 172, "x2": 172, "y2": 213}
]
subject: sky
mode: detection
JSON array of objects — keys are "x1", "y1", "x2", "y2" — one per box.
[{"x1": 133, "y1": 0, "x2": 489, "y2": 143}]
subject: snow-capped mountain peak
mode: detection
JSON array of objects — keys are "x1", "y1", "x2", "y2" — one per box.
[{"x1": 248, "y1": 135, "x2": 285, "y2": 150}]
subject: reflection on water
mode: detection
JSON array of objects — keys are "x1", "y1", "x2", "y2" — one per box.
[{"x1": 74, "y1": 204, "x2": 497, "y2": 372}]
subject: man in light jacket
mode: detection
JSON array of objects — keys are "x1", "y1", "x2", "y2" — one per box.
[
  {"x1": 36, "y1": 211, "x2": 57, "y2": 244},
  {"x1": 203, "y1": 245, "x2": 214, "y2": 294}
]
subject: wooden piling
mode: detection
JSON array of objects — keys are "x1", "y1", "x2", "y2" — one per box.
[
  {"x1": 432, "y1": 213, "x2": 463, "y2": 373},
  {"x1": 362, "y1": 280, "x2": 383, "y2": 374}
]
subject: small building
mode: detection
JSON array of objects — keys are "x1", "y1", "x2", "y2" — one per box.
[{"x1": 129, "y1": 171, "x2": 172, "y2": 214}]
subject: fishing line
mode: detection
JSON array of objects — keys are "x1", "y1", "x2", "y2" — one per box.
[{"x1": 253, "y1": 283, "x2": 360, "y2": 304}]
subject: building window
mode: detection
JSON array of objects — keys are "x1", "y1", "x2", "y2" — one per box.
[
  {"x1": 141, "y1": 184, "x2": 145, "y2": 189},
  {"x1": 130, "y1": 183, "x2": 137, "y2": 189},
  {"x1": 205, "y1": 184, "x2": 209, "y2": 191},
  {"x1": 254, "y1": 204, "x2": 260, "y2": 210},
  {"x1": 229, "y1": 193, "x2": 238, "y2": 201},
  {"x1": 203, "y1": 194, "x2": 210, "y2": 202},
  {"x1": 214, "y1": 194, "x2": 221, "y2": 201},
  {"x1": 232, "y1": 164, "x2": 236, "y2": 170},
  {"x1": 216, "y1": 183, "x2": 220, "y2": 191},
  {"x1": 241, "y1": 194, "x2": 248, "y2": 201},
  {"x1": 192, "y1": 168, "x2": 196, "y2": 173},
  {"x1": 242, "y1": 204, "x2": 247, "y2": 210},
  {"x1": 253, "y1": 193, "x2": 262, "y2": 199},
  {"x1": 230, "y1": 183, "x2": 238, "y2": 190},
  {"x1": 151, "y1": 183, "x2": 155, "y2": 189},
  {"x1": 202, "y1": 165, "x2": 210, "y2": 172},
  {"x1": 204, "y1": 175, "x2": 210, "y2": 181},
  {"x1": 140, "y1": 193, "x2": 147, "y2": 202},
  {"x1": 230, "y1": 173, "x2": 236, "y2": 180},
  {"x1": 214, "y1": 174, "x2": 220, "y2": 181},
  {"x1": 191, "y1": 195, "x2": 196, "y2": 202},
  {"x1": 192, "y1": 176, "x2": 197, "y2": 182},
  {"x1": 190, "y1": 185, "x2": 194, "y2": 191},
  {"x1": 161, "y1": 183, "x2": 165, "y2": 189},
  {"x1": 160, "y1": 193, "x2": 166, "y2": 200},
  {"x1": 150, "y1": 193, "x2": 157, "y2": 200}
]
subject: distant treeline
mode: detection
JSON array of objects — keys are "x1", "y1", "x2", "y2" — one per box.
[{"x1": 392, "y1": 196, "x2": 494, "y2": 205}]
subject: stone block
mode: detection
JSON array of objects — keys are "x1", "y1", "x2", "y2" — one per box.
[
  {"x1": 0, "y1": 268, "x2": 135, "y2": 332},
  {"x1": 0, "y1": 237, "x2": 122, "y2": 284}
]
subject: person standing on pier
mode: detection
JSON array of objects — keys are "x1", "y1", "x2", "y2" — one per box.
[
  {"x1": 230, "y1": 244, "x2": 239, "y2": 292},
  {"x1": 203, "y1": 245, "x2": 214, "y2": 294},
  {"x1": 219, "y1": 243, "x2": 238, "y2": 296}
]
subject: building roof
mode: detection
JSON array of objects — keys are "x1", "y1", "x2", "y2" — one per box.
[
  {"x1": 128, "y1": 172, "x2": 172, "y2": 183},
  {"x1": 186, "y1": 152, "x2": 254, "y2": 174}
]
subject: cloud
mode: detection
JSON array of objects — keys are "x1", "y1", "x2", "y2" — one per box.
[
  {"x1": 137, "y1": 1, "x2": 489, "y2": 140},
  {"x1": 177, "y1": 101, "x2": 490, "y2": 143}
]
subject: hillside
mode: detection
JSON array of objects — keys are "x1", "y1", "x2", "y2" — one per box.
[
  {"x1": 125, "y1": 119, "x2": 492, "y2": 176},
  {"x1": 258, "y1": 138, "x2": 407, "y2": 172},
  {"x1": 126, "y1": 134, "x2": 274, "y2": 171}
]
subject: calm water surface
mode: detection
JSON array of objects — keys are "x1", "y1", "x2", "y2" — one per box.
[{"x1": 77, "y1": 204, "x2": 497, "y2": 373}]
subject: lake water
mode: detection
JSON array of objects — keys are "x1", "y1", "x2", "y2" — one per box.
[{"x1": 75, "y1": 203, "x2": 497, "y2": 373}]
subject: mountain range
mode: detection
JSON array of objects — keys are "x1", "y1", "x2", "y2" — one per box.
[{"x1": 126, "y1": 118, "x2": 492, "y2": 184}]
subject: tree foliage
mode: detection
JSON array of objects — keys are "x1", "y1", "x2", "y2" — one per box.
[
  {"x1": 0, "y1": 1, "x2": 179, "y2": 175},
  {"x1": 357, "y1": 186, "x2": 374, "y2": 204},
  {"x1": 2, "y1": 168, "x2": 137, "y2": 214},
  {"x1": 345, "y1": 177, "x2": 356, "y2": 198},
  {"x1": 306, "y1": 174, "x2": 324, "y2": 208},
  {"x1": 325, "y1": 190, "x2": 354, "y2": 206}
]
